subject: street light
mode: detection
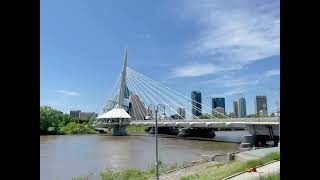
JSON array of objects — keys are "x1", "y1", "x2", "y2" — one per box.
[
  {"x1": 271, "y1": 88, "x2": 280, "y2": 146},
  {"x1": 149, "y1": 104, "x2": 165, "y2": 180}
]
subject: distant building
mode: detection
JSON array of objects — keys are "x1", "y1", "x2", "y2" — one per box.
[
  {"x1": 172, "y1": 114, "x2": 180, "y2": 119},
  {"x1": 170, "y1": 114, "x2": 176, "y2": 119},
  {"x1": 229, "y1": 112, "x2": 236, "y2": 118},
  {"x1": 233, "y1": 101, "x2": 239, "y2": 118},
  {"x1": 254, "y1": 96, "x2": 268, "y2": 116},
  {"x1": 128, "y1": 94, "x2": 147, "y2": 120},
  {"x1": 212, "y1": 97, "x2": 225, "y2": 115},
  {"x1": 70, "y1": 110, "x2": 81, "y2": 118},
  {"x1": 213, "y1": 107, "x2": 225, "y2": 115},
  {"x1": 176, "y1": 107, "x2": 186, "y2": 119},
  {"x1": 191, "y1": 91, "x2": 202, "y2": 116},
  {"x1": 238, "y1": 98, "x2": 247, "y2": 118},
  {"x1": 79, "y1": 112, "x2": 98, "y2": 119}
]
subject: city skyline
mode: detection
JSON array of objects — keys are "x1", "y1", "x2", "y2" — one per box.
[
  {"x1": 40, "y1": 0, "x2": 279, "y2": 114},
  {"x1": 65, "y1": 91, "x2": 273, "y2": 117}
]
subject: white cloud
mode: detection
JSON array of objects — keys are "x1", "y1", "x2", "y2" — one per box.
[
  {"x1": 210, "y1": 89, "x2": 245, "y2": 98},
  {"x1": 265, "y1": 69, "x2": 280, "y2": 77},
  {"x1": 181, "y1": 0, "x2": 280, "y2": 67},
  {"x1": 171, "y1": 63, "x2": 243, "y2": 77},
  {"x1": 172, "y1": 63, "x2": 220, "y2": 77},
  {"x1": 53, "y1": 90, "x2": 80, "y2": 96},
  {"x1": 201, "y1": 75, "x2": 259, "y2": 88}
]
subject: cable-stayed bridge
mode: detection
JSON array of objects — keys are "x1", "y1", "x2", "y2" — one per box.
[{"x1": 92, "y1": 49, "x2": 279, "y2": 147}]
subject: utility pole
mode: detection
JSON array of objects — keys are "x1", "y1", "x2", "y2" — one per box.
[
  {"x1": 271, "y1": 88, "x2": 280, "y2": 146},
  {"x1": 155, "y1": 107, "x2": 159, "y2": 180},
  {"x1": 150, "y1": 104, "x2": 164, "y2": 180}
]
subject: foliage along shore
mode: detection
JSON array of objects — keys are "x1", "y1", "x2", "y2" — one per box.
[
  {"x1": 71, "y1": 152, "x2": 280, "y2": 180},
  {"x1": 40, "y1": 106, "x2": 149, "y2": 135},
  {"x1": 40, "y1": 106, "x2": 97, "y2": 135}
]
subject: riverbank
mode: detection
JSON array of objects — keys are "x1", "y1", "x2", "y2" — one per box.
[
  {"x1": 177, "y1": 149, "x2": 280, "y2": 180},
  {"x1": 71, "y1": 151, "x2": 279, "y2": 180}
]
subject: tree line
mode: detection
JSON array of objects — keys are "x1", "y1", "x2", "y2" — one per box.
[{"x1": 40, "y1": 106, "x2": 97, "y2": 135}]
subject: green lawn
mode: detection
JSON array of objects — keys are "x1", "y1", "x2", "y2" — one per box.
[
  {"x1": 180, "y1": 152, "x2": 280, "y2": 180},
  {"x1": 71, "y1": 152, "x2": 279, "y2": 180},
  {"x1": 126, "y1": 125, "x2": 149, "y2": 133}
]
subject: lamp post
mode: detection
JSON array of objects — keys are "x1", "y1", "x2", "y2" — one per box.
[
  {"x1": 150, "y1": 104, "x2": 165, "y2": 180},
  {"x1": 155, "y1": 107, "x2": 159, "y2": 180},
  {"x1": 271, "y1": 88, "x2": 280, "y2": 146},
  {"x1": 274, "y1": 88, "x2": 280, "y2": 145}
]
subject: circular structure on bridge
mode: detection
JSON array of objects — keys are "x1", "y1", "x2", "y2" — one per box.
[
  {"x1": 97, "y1": 107, "x2": 131, "y2": 120},
  {"x1": 96, "y1": 107, "x2": 131, "y2": 136}
]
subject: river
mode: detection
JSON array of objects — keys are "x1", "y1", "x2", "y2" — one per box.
[{"x1": 40, "y1": 131, "x2": 249, "y2": 180}]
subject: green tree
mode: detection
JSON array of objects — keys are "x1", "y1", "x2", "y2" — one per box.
[
  {"x1": 40, "y1": 106, "x2": 64, "y2": 134},
  {"x1": 198, "y1": 113, "x2": 212, "y2": 119},
  {"x1": 40, "y1": 106, "x2": 97, "y2": 135}
]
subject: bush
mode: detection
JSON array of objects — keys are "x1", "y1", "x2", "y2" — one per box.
[
  {"x1": 100, "y1": 168, "x2": 149, "y2": 180},
  {"x1": 40, "y1": 106, "x2": 97, "y2": 135},
  {"x1": 126, "y1": 125, "x2": 148, "y2": 133},
  {"x1": 60, "y1": 122, "x2": 97, "y2": 134}
]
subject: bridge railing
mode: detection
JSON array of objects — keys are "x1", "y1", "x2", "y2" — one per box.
[{"x1": 130, "y1": 117, "x2": 279, "y2": 122}]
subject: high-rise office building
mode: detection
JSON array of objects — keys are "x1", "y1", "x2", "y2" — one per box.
[
  {"x1": 229, "y1": 112, "x2": 236, "y2": 118},
  {"x1": 238, "y1": 98, "x2": 247, "y2": 118},
  {"x1": 233, "y1": 101, "x2": 239, "y2": 117},
  {"x1": 70, "y1": 110, "x2": 81, "y2": 118},
  {"x1": 254, "y1": 96, "x2": 268, "y2": 116},
  {"x1": 213, "y1": 107, "x2": 225, "y2": 115},
  {"x1": 191, "y1": 91, "x2": 202, "y2": 116},
  {"x1": 212, "y1": 97, "x2": 225, "y2": 115},
  {"x1": 176, "y1": 107, "x2": 186, "y2": 119}
]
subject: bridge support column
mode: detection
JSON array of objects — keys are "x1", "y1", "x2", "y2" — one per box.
[
  {"x1": 241, "y1": 135, "x2": 279, "y2": 147},
  {"x1": 148, "y1": 127, "x2": 155, "y2": 134},
  {"x1": 112, "y1": 125, "x2": 127, "y2": 136},
  {"x1": 178, "y1": 128, "x2": 215, "y2": 138},
  {"x1": 148, "y1": 127, "x2": 179, "y2": 135}
]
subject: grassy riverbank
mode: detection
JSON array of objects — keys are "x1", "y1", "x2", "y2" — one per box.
[
  {"x1": 126, "y1": 125, "x2": 149, "y2": 133},
  {"x1": 71, "y1": 153, "x2": 279, "y2": 180},
  {"x1": 259, "y1": 172, "x2": 280, "y2": 180},
  {"x1": 180, "y1": 152, "x2": 280, "y2": 180},
  {"x1": 72, "y1": 160, "x2": 180, "y2": 180}
]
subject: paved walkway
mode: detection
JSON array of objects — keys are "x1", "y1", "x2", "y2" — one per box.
[
  {"x1": 227, "y1": 161, "x2": 280, "y2": 180},
  {"x1": 149, "y1": 161, "x2": 219, "y2": 180},
  {"x1": 150, "y1": 147, "x2": 280, "y2": 180}
]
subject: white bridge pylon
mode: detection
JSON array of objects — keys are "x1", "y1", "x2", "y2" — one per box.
[{"x1": 96, "y1": 49, "x2": 231, "y2": 122}]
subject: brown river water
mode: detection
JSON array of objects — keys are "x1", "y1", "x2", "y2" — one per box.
[{"x1": 40, "y1": 131, "x2": 249, "y2": 180}]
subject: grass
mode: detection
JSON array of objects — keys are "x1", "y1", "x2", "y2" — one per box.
[
  {"x1": 126, "y1": 125, "x2": 149, "y2": 133},
  {"x1": 179, "y1": 152, "x2": 280, "y2": 180},
  {"x1": 100, "y1": 160, "x2": 179, "y2": 180},
  {"x1": 71, "y1": 152, "x2": 279, "y2": 180},
  {"x1": 259, "y1": 172, "x2": 280, "y2": 180},
  {"x1": 71, "y1": 160, "x2": 188, "y2": 180}
]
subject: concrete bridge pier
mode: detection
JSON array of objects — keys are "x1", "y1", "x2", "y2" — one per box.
[
  {"x1": 148, "y1": 127, "x2": 179, "y2": 135},
  {"x1": 178, "y1": 128, "x2": 215, "y2": 138},
  {"x1": 241, "y1": 134, "x2": 279, "y2": 147},
  {"x1": 112, "y1": 125, "x2": 128, "y2": 136}
]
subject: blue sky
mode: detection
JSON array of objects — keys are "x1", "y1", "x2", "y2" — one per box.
[{"x1": 40, "y1": 0, "x2": 280, "y2": 115}]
